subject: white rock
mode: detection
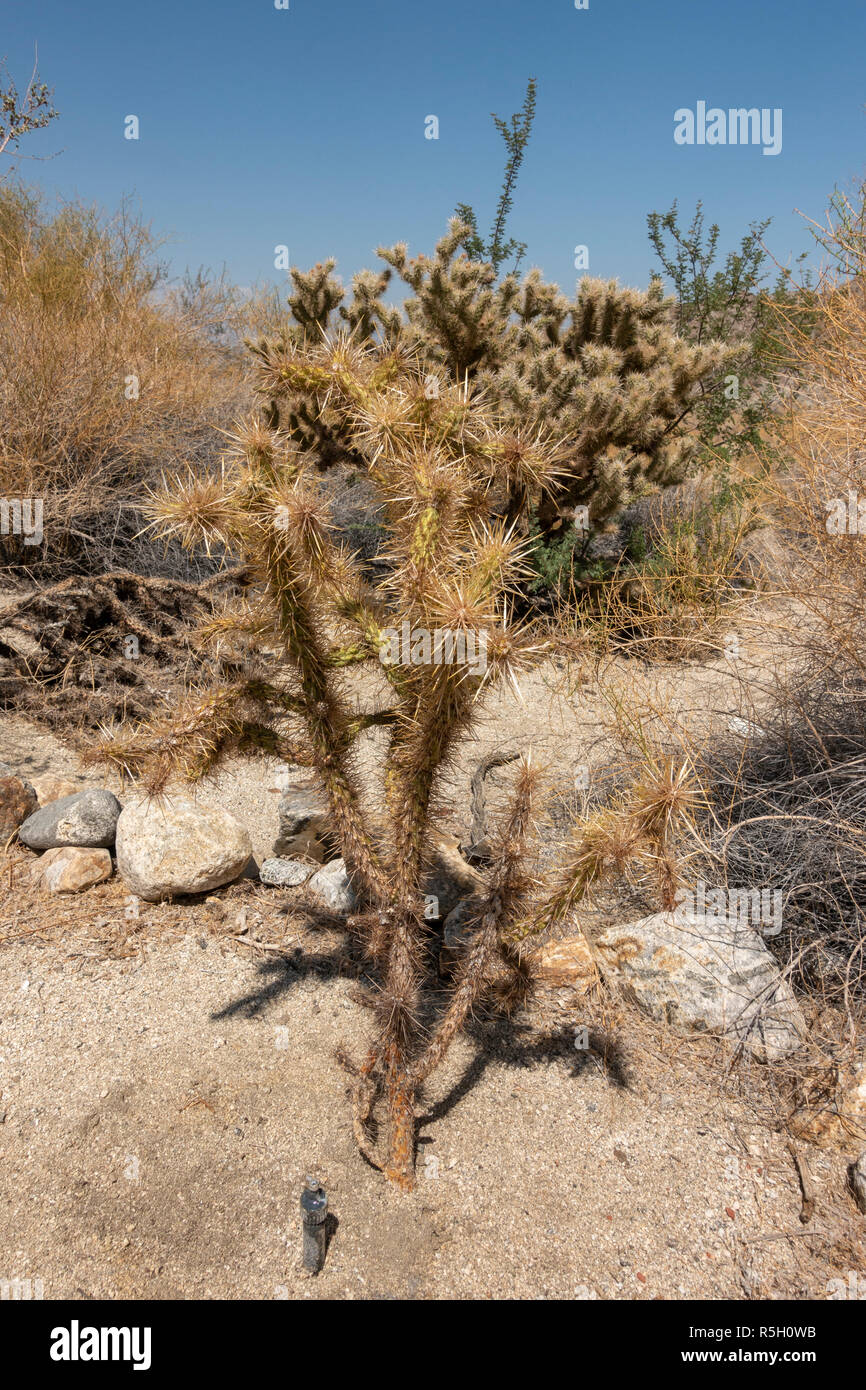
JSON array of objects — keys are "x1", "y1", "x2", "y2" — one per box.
[
  {"x1": 259, "y1": 857, "x2": 315, "y2": 887},
  {"x1": 306, "y1": 858, "x2": 356, "y2": 913},
  {"x1": 595, "y1": 909, "x2": 806, "y2": 1061},
  {"x1": 115, "y1": 795, "x2": 252, "y2": 901}
]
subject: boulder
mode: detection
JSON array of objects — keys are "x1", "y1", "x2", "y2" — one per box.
[
  {"x1": 0, "y1": 761, "x2": 38, "y2": 840},
  {"x1": 34, "y1": 847, "x2": 112, "y2": 894},
  {"x1": 30, "y1": 774, "x2": 80, "y2": 806},
  {"x1": 273, "y1": 782, "x2": 336, "y2": 861},
  {"x1": 595, "y1": 909, "x2": 807, "y2": 1062},
  {"x1": 306, "y1": 858, "x2": 356, "y2": 913},
  {"x1": 18, "y1": 789, "x2": 121, "y2": 850},
  {"x1": 259, "y1": 857, "x2": 316, "y2": 887},
  {"x1": 115, "y1": 795, "x2": 252, "y2": 901}
]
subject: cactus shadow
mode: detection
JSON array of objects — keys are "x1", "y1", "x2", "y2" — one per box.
[
  {"x1": 210, "y1": 945, "x2": 358, "y2": 1021},
  {"x1": 417, "y1": 1020, "x2": 633, "y2": 1129}
]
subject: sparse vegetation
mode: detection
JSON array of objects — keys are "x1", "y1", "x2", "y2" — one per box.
[
  {"x1": 0, "y1": 183, "x2": 246, "y2": 578},
  {"x1": 2, "y1": 66, "x2": 865, "y2": 1298}
]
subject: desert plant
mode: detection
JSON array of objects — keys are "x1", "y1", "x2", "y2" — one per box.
[
  {"x1": 0, "y1": 183, "x2": 246, "y2": 576},
  {"x1": 0, "y1": 51, "x2": 57, "y2": 174},
  {"x1": 646, "y1": 199, "x2": 790, "y2": 461},
  {"x1": 769, "y1": 172, "x2": 866, "y2": 677},
  {"x1": 455, "y1": 77, "x2": 537, "y2": 276},
  {"x1": 89, "y1": 335, "x2": 699, "y2": 1187},
  {"x1": 253, "y1": 220, "x2": 736, "y2": 551}
]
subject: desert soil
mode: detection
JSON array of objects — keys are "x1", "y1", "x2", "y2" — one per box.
[{"x1": 1, "y1": 629, "x2": 864, "y2": 1300}]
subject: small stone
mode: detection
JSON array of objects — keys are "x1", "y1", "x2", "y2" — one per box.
[
  {"x1": 273, "y1": 783, "x2": 336, "y2": 861},
  {"x1": 0, "y1": 761, "x2": 38, "y2": 840},
  {"x1": 534, "y1": 934, "x2": 598, "y2": 990},
  {"x1": 18, "y1": 789, "x2": 122, "y2": 850},
  {"x1": 848, "y1": 1151, "x2": 866, "y2": 1214},
  {"x1": 259, "y1": 857, "x2": 316, "y2": 887},
  {"x1": 34, "y1": 847, "x2": 113, "y2": 894},
  {"x1": 795, "y1": 1054, "x2": 866, "y2": 1148},
  {"x1": 306, "y1": 858, "x2": 356, "y2": 913},
  {"x1": 423, "y1": 835, "x2": 486, "y2": 922},
  {"x1": 30, "y1": 774, "x2": 80, "y2": 806}
]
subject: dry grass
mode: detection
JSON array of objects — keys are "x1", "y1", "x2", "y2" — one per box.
[{"x1": 0, "y1": 183, "x2": 249, "y2": 577}]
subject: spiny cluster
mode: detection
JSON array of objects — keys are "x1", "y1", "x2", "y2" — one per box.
[{"x1": 250, "y1": 219, "x2": 738, "y2": 534}]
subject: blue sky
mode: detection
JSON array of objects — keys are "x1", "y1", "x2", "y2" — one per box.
[{"x1": 3, "y1": 0, "x2": 865, "y2": 300}]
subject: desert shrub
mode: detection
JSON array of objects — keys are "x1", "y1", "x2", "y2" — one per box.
[
  {"x1": 249, "y1": 222, "x2": 737, "y2": 545},
  {"x1": 540, "y1": 467, "x2": 761, "y2": 659},
  {"x1": 768, "y1": 173, "x2": 866, "y2": 679},
  {"x1": 0, "y1": 53, "x2": 57, "y2": 172},
  {"x1": 0, "y1": 183, "x2": 246, "y2": 577},
  {"x1": 688, "y1": 177, "x2": 866, "y2": 1009},
  {"x1": 646, "y1": 199, "x2": 810, "y2": 464},
  {"x1": 696, "y1": 672, "x2": 866, "y2": 1006},
  {"x1": 455, "y1": 77, "x2": 537, "y2": 276}
]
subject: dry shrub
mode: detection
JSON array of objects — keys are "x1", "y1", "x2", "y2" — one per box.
[
  {"x1": 768, "y1": 179, "x2": 866, "y2": 677},
  {"x1": 546, "y1": 466, "x2": 761, "y2": 670},
  {"x1": 699, "y1": 675, "x2": 866, "y2": 1011},
  {"x1": 0, "y1": 183, "x2": 247, "y2": 577}
]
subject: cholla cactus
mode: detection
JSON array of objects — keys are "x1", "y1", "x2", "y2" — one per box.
[
  {"x1": 94, "y1": 338, "x2": 704, "y2": 1187},
  {"x1": 254, "y1": 220, "x2": 738, "y2": 535},
  {"x1": 92, "y1": 338, "x2": 570, "y2": 1187}
]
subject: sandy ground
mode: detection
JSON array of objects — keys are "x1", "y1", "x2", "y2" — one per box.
[
  {"x1": 0, "y1": 885, "x2": 862, "y2": 1301},
  {"x1": 1, "y1": 630, "x2": 864, "y2": 1301}
]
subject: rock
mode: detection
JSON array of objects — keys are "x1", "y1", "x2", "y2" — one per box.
[
  {"x1": 595, "y1": 909, "x2": 807, "y2": 1062},
  {"x1": 115, "y1": 795, "x2": 253, "y2": 901},
  {"x1": 30, "y1": 774, "x2": 80, "y2": 806},
  {"x1": 273, "y1": 782, "x2": 337, "y2": 861},
  {"x1": 18, "y1": 789, "x2": 121, "y2": 850},
  {"x1": 34, "y1": 847, "x2": 112, "y2": 894},
  {"x1": 792, "y1": 1053, "x2": 866, "y2": 1150},
  {"x1": 0, "y1": 761, "x2": 38, "y2": 840},
  {"x1": 259, "y1": 857, "x2": 315, "y2": 887},
  {"x1": 534, "y1": 933, "x2": 598, "y2": 991},
  {"x1": 423, "y1": 835, "x2": 487, "y2": 921},
  {"x1": 306, "y1": 858, "x2": 356, "y2": 913},
  {"x1": 849, "y1": 1151, "x2": 866, "y2": 1214}
]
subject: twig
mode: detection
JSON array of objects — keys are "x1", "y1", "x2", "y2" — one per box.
[{"x1": 786, "y1": 1140, "x2": 817, "y2": 1224}]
